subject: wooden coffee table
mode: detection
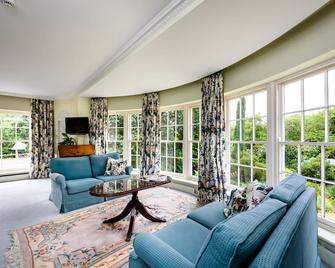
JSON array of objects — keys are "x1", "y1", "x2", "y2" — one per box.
[{"x1": 89, "y1": 175, "x2": 171, "y2": 241}]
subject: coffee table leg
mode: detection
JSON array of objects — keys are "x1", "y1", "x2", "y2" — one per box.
[
  {"x1": 136, "y1": 201, "x2": 166, "y2": 223},
  {"x1": 103, "y1": 193, "x2": 137, "y2": 224},
  {"x1": 126, "y1": 209, "x2": 136, "y2": 241}
]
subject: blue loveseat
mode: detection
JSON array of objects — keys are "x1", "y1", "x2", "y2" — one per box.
[
  {"x1": 129, "y1": 174, "x2": 321, "y2": 268},
  {"x1": 49, "y1": 153, "x2": 132, "y2": 213}
]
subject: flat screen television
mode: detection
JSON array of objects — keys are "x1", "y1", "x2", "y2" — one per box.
[{"x1": 65, "y1": 117, "x2": 89, "y2": 134}]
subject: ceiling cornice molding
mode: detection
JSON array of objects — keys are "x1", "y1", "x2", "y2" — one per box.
[{"x1": 74, "y1": 0, "x2": 204, "y2": 98}]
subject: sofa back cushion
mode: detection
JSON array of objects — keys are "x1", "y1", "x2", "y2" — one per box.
[
  {"x1": 269, "y1": 173, "x2": 306, "y2": 206},
  {"x1": 50, "y1": 156, "x2": 92, "y2": 180},
  {"x1": 89, "y1": 153, "x2": 120, "y2": 177},
  {"x1": 195, "y1": 198, "x2": 287, "y2": 268},
  {"x1": 249, "y1": 187, "x2": 317, "y2": 268}
]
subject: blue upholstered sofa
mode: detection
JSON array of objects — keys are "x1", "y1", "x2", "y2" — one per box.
[
  {"x1": 49, "y1": 153, "x2": 132, "y2": 213},
  {"x1": 129, "y1": 174, "x2": 321, "y2": 268}
]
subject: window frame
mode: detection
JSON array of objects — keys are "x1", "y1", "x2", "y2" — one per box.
[
  {"x1": 0, "y1": 110, "x2": 31, "y2": 174},
  {"x1": 225, "y1": 58, "x2": 335, "y2": 231}
]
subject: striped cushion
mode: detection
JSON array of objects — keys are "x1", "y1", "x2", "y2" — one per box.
[{"x1": 195, "y1": 198, "x2": 287, "y2": 268}]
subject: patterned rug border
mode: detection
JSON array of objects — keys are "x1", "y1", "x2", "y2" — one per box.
[{"x1": 5, "y1": 187, "x2": 198, "y2": 268}]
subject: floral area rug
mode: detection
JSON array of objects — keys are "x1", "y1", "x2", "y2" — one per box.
[{"x1": 6, "y1": 187, "x2": 197, "y2": 268}]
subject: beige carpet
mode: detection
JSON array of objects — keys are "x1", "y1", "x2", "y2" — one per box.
[{"x1": 6, "y1": 187, "x2": 197, "y2": 268}]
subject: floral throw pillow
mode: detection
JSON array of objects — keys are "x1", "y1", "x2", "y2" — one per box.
[
  {"x1": 224, "y1": 180, "x2": 273, "y2": 217},
  {"x1": 245, "y1": 180, "x2": 273, "y2": 210},
  {"x1": 223, "y1": 188, "x2": 247, "y2": 217},
  {"x1": 105, "y1": 158, "x2": 127, "y2": 176}
]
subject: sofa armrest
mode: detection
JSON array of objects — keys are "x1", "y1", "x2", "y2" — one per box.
[
  {"x1": 125, "y1": 166, "x2": 133, "y2": 175},
  {"x1": 133, "y1": 233, "x2": 194, "y2": 268},
  {"x1": 50, "y1": 173, "x2": 66, "y2": 189}
]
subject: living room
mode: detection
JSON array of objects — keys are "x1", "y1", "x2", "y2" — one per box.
[{"x1": 0, "y1": 0, "x2": 335, "y2": 267}]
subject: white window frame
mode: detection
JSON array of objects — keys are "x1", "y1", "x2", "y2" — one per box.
[
  {"x1": 0, "y1": 110, "x2": 31, "y2": 174},
  {"x1": 128, "y1": 111, "x2": 142, "y2": 172},
  {"x1": 188, "y1": 103, "x2": 201, "y2": 179},
  {"x1": 225, "y1": 58, "x2": 335, "y2": 231},
  {"x1": 225, "y1": 87, "x2": 272, "y2": 187}
]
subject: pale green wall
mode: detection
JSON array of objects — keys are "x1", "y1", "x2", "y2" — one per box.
[
  {"x1": 107, "y1": 80, "x2": 201, "y2": 110},
  {"x1": 224, "y1": 2, "x2": 335, "y2": 92},
  {"x1": 0, "y1": 95, "x2": 30, "y2": 111}
]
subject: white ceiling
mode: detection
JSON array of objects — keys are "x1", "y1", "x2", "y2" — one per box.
[{"x1": 0, "y1": 0, "x2": 328, "y2": 99}]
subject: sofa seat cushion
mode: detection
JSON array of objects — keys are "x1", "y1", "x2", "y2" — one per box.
[
  {"x1": 51, "y1": 156, "x2": 92, "y2": 180},
  {"x1": 269, "y1": 173, "x2": 306, "y2": 206},
  {"x1": 154, "y1": 218, "x2": 210, "y2": 264},
  {"x1": 96, "y1": 175, "x2": 130, "y2": 182},
  {"x1": 66, "y1": 178, "x2": 102, "y2": 194},
  {"x1": 89, "y1": 153, "x2": 120, "y2": 177},
  {"x1": 196, "y1": 198, "x2": 287, "y2": 268},
  {"x1": 187, "y1": 201, "x2": 227, "y2": 229}
]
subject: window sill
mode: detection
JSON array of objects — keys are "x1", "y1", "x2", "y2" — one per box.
[{"x1": 0, "y1": 170, "x2": 29, "y2": 177}]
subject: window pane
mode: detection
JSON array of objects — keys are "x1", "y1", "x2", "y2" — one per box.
[
  {"x1": 161, "y1": 157, "x2": 167, "y2": 171},
  {"x1": 176, "y1": 126, "x2": 183, "y2": 141},
  {"x1": 285, "y1": 145, "x2": 298, "y2": 173},
  {"x1": 325, "y1": 146, "x2": 335, "y2": 182},
  {"x1": 255, "y1": 116, "x2": 267, "y2": 141},
  {"x1": 301, "y1": 145, "x2": 321, "y2": 179},
  {"x1": 117, "y1": 128, "x2": 124, "y2": 140},
  {"x1": 230, "y1": 144, "x2": 238, "y2": 164},
  {"x1": 161, "y1": 112, "x2": 167, "y2": 125},
  {"x1": 304, "y1": 73, "x2": 325, "y2": 110},
  {"x1": 325, "y1": 183, "x2": 335, "y2": 221},
  {"x1": 240, "y1": 167, "x2": 251, "y2": 187},
  {"x1": 255, "y1": 91, "x2": 267, "y2": 116},
  {"x1": 192, "y1": 107, "x2": 200, "y2": 124},
  {"x1": 131, "y1": 142, "x2": 137, "y2": 155},
  {"x1": 116, "y1": 142, "x2": 123, "y2": 154},
  {"x1": 131, "y1": 156, "x2": 137, "y2": 168},
  {"x1": 2, "y1": 141, "x2": 15, "y2": 155},
  {"x1": 329, "y1": 107, "x2": 335, "y2": 142},
  {"x1": 329, "y1": 69, "x2": 335, "y2": 106},
  {"x1": 284, "y1": 81, "x2": 301, "y2": 113},
  {"x1": 230, "y1": 121, "x2": 240, "y2": 141},
  {"x1": 168, "y1": 111, "x2": 175, "y2": 125},
  {"x1": 161, "y1": 127, "x2": 167, "y2": 140},
  {"x1": 161, "y1": 142, "x2": 167, "y2": 156},
  {"x1": 109, "y1": 115, "x2": 116, "y2": 127},
  {"x1": 107, "y1": 142, "x2": 116, "y2": 152},
  {"x1": 192, "y1": 160, "x2": 199, "y2": 176},
  {"x1": 285, "y1": 113, "x2": 301, "y2": 141},
  {"x1": 2, "y1": 128, "x2": 15, "y2": 141},
  {"x1": 304, "y1": 109, "x2": 325, "y2": 142},
  {"x1": 253, "y1": 144, "x2": 266, "y2": 168},
  {"x1": 117, "y1": 115, "x2": 124, "y2": 127},
  {"x1": 131, "y1": 114, "x2": 138, "y2": 127},
  {"x1": 2, "y1": 115, "x2": 16, "y2": 128},
  {"x1": 241, "y1": 95, "x2": 253, "y2": 119},
  {"x1": 17, "y1": 116, "x2": 29, "y2": 128},
  {"x1": 253, "y1": 168, "x2": 266, "y2": 184},
  {"x1": 241, "y1": 119, "x2": 253, "y2": 141},
  {"x1": 230, "y1": 165, "x2": 238, "y2": 185},
  {"x1": 168, "y1": 127, "x2": 175, "y2": 141},
  {"x1": 192, "y1": 124, "x2": 200, "y2": 141},
  {"x1": 307, "y1": 180, "x2": 321, "y2": 214},
  {"x1": 240, "y1": 144, "x2": 251, "y2": 166},
  {"x1": 229, "y1": 99, "x2": 240, "y2": 121},
  {"x1": 167, "y1": 158, "x2": 174, "y2": 172},
  {"x1": 175, "y1": 143, "x2": 183, "y2": 157},
  {"x1": 176, "y1": 110, "x2": 183, "y2": 125},
  {"x1": 175, "y1": 158, "x2": 183, "y2": 173},
  {"x1": 192, "y1": 143, "x2": 199, "y2": 159},
  {"x1": 167, "y1": 142, "x2": 174, "y2": 157},
  {"x1": 131, "y1": 127, "x2": 138, "y2": 140}
]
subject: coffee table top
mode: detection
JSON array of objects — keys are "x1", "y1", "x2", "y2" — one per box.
[{"x1": 89, "y1": 174, "x2": 172, "y2": 197}]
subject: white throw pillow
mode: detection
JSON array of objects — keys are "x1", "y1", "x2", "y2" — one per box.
[{"x1": 105, "y1": 158, "x2": 127, "y2": 176}]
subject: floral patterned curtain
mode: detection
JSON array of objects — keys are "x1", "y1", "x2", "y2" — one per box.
[
  {"x1": 30, "y1": 99, "x2": 54, "y2": 179},
  {"x1": 198, "y1": 72, "x2": 226, "y2": 203},
  {"x1": 89, "y1": 98, "x2": 108, "y2": 155},
  {"x1": 140, "y1": 92, "x2": 160, "y2": 175}
]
